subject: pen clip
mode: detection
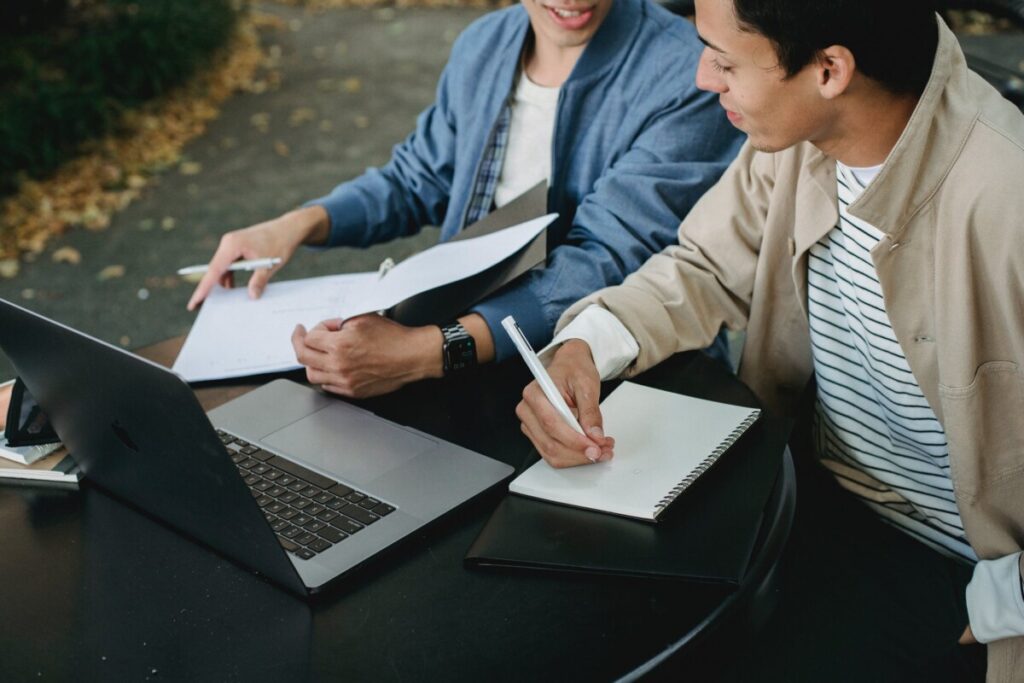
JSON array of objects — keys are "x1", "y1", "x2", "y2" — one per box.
[{"x1": 377, "y1": 257, "x2": 395, "y2": 280}]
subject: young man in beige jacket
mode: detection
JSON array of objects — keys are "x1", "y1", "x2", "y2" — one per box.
[{"x1": 516, "y1": 0, "x2": 1024, "y2": 680}]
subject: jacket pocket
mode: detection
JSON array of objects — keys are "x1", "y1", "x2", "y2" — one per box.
[{"x1": 939, "y1": 361, "x2": 1024, "y2": 497}]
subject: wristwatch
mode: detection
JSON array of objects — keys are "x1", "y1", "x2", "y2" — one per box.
[{"x1": 440, "y1": 321, "x2": 477, "y2": 375}]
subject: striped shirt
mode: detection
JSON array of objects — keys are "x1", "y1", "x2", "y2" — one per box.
[{"x1": 807, "y1": 161, "x2": 975, "y2": 563}]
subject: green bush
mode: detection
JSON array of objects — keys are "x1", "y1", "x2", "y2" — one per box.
[{"x1": 0, "y1": 0, "x2": 239, "y2": 197}]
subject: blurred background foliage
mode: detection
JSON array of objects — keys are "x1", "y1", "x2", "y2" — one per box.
[{"x1": 0, "y1": 0, "x2": 239, "y2": 198}]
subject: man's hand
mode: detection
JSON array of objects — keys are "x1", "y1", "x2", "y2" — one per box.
[
  {"x1": 959, "y1": 625, "x2": 977, "y2": 645},
  {"x1": 291, "y1": 315, "x2": 444, "y2": 398},
  {"x1": 0, "y1": 381, "x2": 12, "y2": 431},
  {"x1": 515, "y1": 339, "x2": 614, "y2": 468},
  {"x1": 187, "y1": 205, "x2": 330, "y2": 310}
]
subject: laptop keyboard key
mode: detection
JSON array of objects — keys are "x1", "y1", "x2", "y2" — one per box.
[
  {"x1": 267, "y1": 502, "x2": 286, "y2": 515},
  {"x1": 309, "y1": 538, "x2": 332, "y2": 553},
  {"x1": 286, "y1": 481, "x2": 307, "y2": 493},
  {"x1": 278, "y1": 492, "x2": 299, "y2": 504},
  {"x1": 278, "y1": 509, "x2": 298, "y2": 520},
  {"x1": 249, "y1": 449, "x2": 274, "y2": 462},
  {"x1": 278, "y1": 535, "x2": 300, "y2": 552},
  {"x1": 344, "y1": 492, "x2": 366, "y2": 504},
  {"x1": 317, "y1": 510, "x2": 340, "y2": 523},
  {"x1": 255, "y1": 495, "x2": 273, "y2": 507},
  {"x1": 295, "y1": 547, "x2": 316, "y2": 560},
  {"x1": 292, "y1": 498, "x2": 312, "y2": 511},
  {"x1": 263, "y1": 469, "x2": 283, "y2": 481},
  {"x1": 276, "y1": 475, "x2": 296, "y2": 487},
  {"x1": 271, "y1": 519, "x2": 289, "y2": 533},
  {"x1": 251, "y1": 464, "x2": 271, "y2": 475},
  {"x1": 266, "y1": 456, "x2": 336, "y2": 490},
  {"x1": 340, "y1": 504, "x2": 379, "y2": 526},
  {"x1": 244, "y1": 474, "x2": 260, "y2": 486},
  {"x1": 373, "y1": 503, "x2": 396, "y2": 516},
  {"x1": 294, "y1": 532, "x2": 317, "y2": 546},
  {"x1": 305, "y1": 504, "x2": 325, "y2": 516},
  {"x1": 266, "y1": 486, "x2": 286, "y2": 498},
  {"x1": 303, "y1": 521, "x2": 326, "y2": 534},
  {"x1": 230, "y1": 453, "x2": 246, "y2": 464},
  {"x1": 325, "y1": 497, "x2": 346, "y2": 510},
  {"x1": 358, "y1": 497, "x2": 380, "y2": 509},
  {"x1": 330, "y1": 517, "x2": 364, "y2": 536},
  {"x1": 281, "y1": 525, "x2": 303, "y2": 539},
  {"x1": 291, "y1": 514, "x2": 313, "y2": 527},
  {"x1": 313, "y1": 492, "x2": 334, "y2": 505},
  {"x1": 317, "y1": 526, "x2": 347, "y2": 544},
  {"x1": 328, "y1": 483, "x2": 353, "y2": 498},
  {"x1": 298, "y1": 486, "x2": 320, "y2": 499}
]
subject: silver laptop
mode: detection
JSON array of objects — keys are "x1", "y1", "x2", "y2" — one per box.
[{"x1": 0, "y1": 298, "x2": 513, "y2": 596}]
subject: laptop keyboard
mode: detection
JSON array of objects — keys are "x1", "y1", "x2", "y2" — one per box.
[{"x1": 218, "y1": 429, "x2": 397, "y2": 561}]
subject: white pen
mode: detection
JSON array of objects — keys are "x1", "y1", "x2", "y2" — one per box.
[
  {"x1": 502, "y1": 315, "x2": 586, "y2": 435},
  {"x1": 176, "y1": 257, "x2": 282, "y2": 276}
]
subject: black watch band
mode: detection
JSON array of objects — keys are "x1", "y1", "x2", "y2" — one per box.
[{"x1": 440, "y1": 321, "x2": 477, "y2": 375}]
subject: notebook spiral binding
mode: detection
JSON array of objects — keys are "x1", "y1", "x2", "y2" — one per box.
[{"x1": 653, "y1": 410, "x2": 761, "y2": 515}]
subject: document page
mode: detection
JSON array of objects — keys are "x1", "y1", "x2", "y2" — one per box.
[
  {"x1": 173, "y1": 272, "x2": 375, "y2": 382},
  {"x1": 349, "y1": 214, "x2": 556, "y2": 317}
]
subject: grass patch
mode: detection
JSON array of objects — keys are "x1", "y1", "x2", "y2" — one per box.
[{"x1": 0, "y1": 0, "x2": 240, "y2": 198}]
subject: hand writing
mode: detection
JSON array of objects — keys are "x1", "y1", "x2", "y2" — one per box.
[{"x1": 515, "y1": 339, "x2": 614, "y2": 467}]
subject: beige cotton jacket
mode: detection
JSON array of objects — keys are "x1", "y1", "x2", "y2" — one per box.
[{"x1": 558, "y1": 19, "x2": 1024, "y2": 681}]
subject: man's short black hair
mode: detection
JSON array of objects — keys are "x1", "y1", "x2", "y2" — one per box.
[{"x1": 731, "y1": 0, "x2": 940, "y2": 95}]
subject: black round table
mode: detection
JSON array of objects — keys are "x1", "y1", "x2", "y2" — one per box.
[{"x1": 0, "y1": 342, "x2": 794, "y2": 682}]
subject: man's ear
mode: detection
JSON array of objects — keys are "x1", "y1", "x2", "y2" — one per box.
[{"x1": 815, "y1": 45, "x2": 856, "y2": 100}]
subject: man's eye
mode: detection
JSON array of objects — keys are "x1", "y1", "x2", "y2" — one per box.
[{"x1": 710, "y1": 57, "x2": 731, "y2": 73}]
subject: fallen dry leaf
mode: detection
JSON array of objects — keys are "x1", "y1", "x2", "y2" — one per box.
[
  {"x1": 97, "y1": 265, "x2": 126, "y2": 281},
  {"x1": 0, "y1": 259, "x2": 19, "y2": 278},
  {"x1": 161, "y1": 217, "x2": 176, "y2": 230},
  {"x1": 52, "y1": 246, "x2": 82, "y2": 264},
  {"x1": 289, "y1": 107, "x2": 316, "y2": 127},
  {"x1": 343, "y1": 77, "x2": 362, "y2": 93},
  {"x1": 274, "y1": 141, "x2": 290, "y2": 157},
  {"x1": 180, "y1": 161, "x2": 203, "y2": 175}
]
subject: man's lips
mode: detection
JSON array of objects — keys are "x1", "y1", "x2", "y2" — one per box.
[{"x1": 544, "y1": 4, "x2": 595, "y2": 30}]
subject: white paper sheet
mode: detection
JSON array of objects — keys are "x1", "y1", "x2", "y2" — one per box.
[
  {"x1": 173, "y1": 272, "x2": 376, "y2": 382},
  {"x1": 347, "y1": 213, "x2": 556, "y2": 317},
  {"x1": 173, "y1": 213, "x2": 556, "y2": 382}
]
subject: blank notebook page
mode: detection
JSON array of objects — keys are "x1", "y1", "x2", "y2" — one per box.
[{"x1": 509, "y1": 381, "x2": 760, "y2": 521}]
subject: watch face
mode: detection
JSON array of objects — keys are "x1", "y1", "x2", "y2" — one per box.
[{"x1": 445, "y1": 336, "x2": 476, "y2": 372}]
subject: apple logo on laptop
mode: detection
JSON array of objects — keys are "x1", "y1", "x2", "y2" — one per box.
[{"x1": 112, "y1": 421, "x2": 140, "y2": 452}]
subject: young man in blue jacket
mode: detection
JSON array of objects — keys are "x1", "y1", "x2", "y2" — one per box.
[{"x1": 187, "y1": 0, "x2": 742, "y2": 398}]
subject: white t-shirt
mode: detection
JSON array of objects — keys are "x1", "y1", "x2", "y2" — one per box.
[{"x1": 494, "y1": 71, "x2": 560, "y2": 209}]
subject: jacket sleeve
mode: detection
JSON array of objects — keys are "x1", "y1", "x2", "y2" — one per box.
[
  {"x1": 555, "y1": 141, "x2": 775, "y2": 377},
  {"x1": 306, "y1": 57, "x2": 460, "y2": 248},
  {"x1": 472, "y1": 85, "x2": 745, "y2": 361}
]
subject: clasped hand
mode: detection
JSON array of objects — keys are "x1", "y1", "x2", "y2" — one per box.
[
  {"x1": 291, "y1": 315, "x2": 443, "y2": 398},
  {"x1": 514, "y1": 339, "x2": 615, "y2": 467}
]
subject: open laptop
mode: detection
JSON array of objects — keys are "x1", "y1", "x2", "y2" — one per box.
[{"x1": 0, "y1": 298, "x2": 513, "y2": 596}]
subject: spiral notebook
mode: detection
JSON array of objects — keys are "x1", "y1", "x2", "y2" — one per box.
[{"x1": 508, "y1": 382, "x2": 761, "y2": 522}]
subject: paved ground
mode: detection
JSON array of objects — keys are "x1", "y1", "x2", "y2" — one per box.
[{"x1": 0, "y1": 3, "x2": 486, "y2": 378}]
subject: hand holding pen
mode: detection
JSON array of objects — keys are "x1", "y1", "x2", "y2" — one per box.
[
  {"x1": 505, "y1": 316, "x2": 615, "y2": 468},
  {"x1": 185, "y1": 206, "x2": 331, "y2": 310}
]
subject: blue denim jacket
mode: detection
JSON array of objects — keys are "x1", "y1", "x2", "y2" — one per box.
[{"x1": 311, "y1": 0, "x2": 744, "y2": 360}]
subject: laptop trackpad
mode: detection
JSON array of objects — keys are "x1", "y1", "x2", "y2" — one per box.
[{"x1": 260, "y1": 405, "x2": 436, "y2": 486}]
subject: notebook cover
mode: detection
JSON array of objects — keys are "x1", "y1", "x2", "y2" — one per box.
[{"x1": 465, "y1": 417, "x2": 789, "y2": 584}]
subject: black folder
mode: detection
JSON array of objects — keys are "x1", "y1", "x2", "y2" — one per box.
[
  {"x1": 465, "y1": 417, "x2": 790, "y2": 584},
  {"x1": 388, "y1": 181, "x2": 549, "y2": 327}
]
